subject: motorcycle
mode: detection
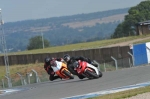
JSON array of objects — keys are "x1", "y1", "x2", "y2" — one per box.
[
  {"x1": 51, "y1": 60, "x2": 74, "y2": 80},
  {"x1": 73, "y1": 60, "x2": 102, "y2": 79}
]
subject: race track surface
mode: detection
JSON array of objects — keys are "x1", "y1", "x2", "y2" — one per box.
[{"x1": 1, "y1": 65, "x2": 150, "y2": 99}]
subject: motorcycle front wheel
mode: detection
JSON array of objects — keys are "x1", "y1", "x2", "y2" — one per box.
[
  {"x1": 85, "y1": 70, "x2": 99, "y2": 79},
  {"x1": 99, "y1": 71, "x2": 103, "y2": 77},
  {"x1": 63, "y1": 70, "x2": 74, "y2": 79}
]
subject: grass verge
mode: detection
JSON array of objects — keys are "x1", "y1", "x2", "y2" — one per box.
[
  {"x1": 0, "y1": 63, "x2": 49, "y2": 88},
  {"x1": 89, "y1": 86, "x2": 150, "y2": 99}
]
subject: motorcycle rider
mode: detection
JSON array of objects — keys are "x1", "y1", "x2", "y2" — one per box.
[
  {"x1": 63, "y1": 54, "x2": 98, "y2": 79},
  {"x1": 44, "y1": 57, "x2": 63, "y2": 81}
]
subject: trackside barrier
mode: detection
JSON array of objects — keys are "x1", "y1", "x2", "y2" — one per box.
[
  {"x1": 104, "y1": 62, "x2": 106, "y2": 72},
  {"x1": 4, "y1": 75, "x2": 12, "y2": 88},
  {"x1": 111, "y1": 56, "x2": 118, "y2": 70},
  {"x1": 100, "y1": 60, "x2": 106, "y2": 72},
  {"x1": 128, "y1": 58, "x2": 132, "y2": 68},
  {"x1": 128, "y1": 52, "x2": 134, "y2": 66},
  {"x1": 0, "y1": 69, "x2": 43, "y2": 88},
  {"x1": 0, "y1": 46, "x2": 130, "y2": 66},
  {"x1": 2, "y1": 79, "x2": 5, "y2": 88},
  {"x1": 0, "y1": 56, "x2": 143, "y2": 88},
  {"x1": 16, "y1": 73, "x2": 23, "y2": 85},
  {"x1": 31, "y1": 69, "x2": 41, "y2": 83},
  {"x1": 17, "y1": 73, "x2": 27, "y2": 85},
  {"x1": 26, "y1": 73, "x2": 31, "y2": 84},
  {"x1": 133, "y1": 43, "x2": 148, "y2": 66}
]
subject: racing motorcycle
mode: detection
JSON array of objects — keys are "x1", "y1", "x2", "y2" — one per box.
[
  {"x1": 51, "y1": 60, "x2": 74, "y2": 80},
  {"x1": 73, "y1": 60, "x2": 102, "y2": 79}
]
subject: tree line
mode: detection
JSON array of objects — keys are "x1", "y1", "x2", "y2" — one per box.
[
  {"x1": 112, "y1": 0, "x2": 150, "y2": 38},
  {"x1": 28, "y1": 0, "x2": 150, "y2": 50}
]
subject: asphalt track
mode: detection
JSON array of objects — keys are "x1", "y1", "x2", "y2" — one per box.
[{"x1": 1, "y1": 65, "x2": 150, "y2": 99}]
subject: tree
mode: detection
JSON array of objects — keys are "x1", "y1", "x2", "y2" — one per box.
[
  {"x1": 27, "y1": 36, "x2": 50, "y2": 50},
  {"x1": 112, "y1": 0, "x2": 150, "y2": 38}
]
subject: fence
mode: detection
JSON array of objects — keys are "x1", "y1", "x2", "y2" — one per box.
[
  {"x1": 0, "y1": 46, "x2": 130, "y2": 66},
  {"x1": 0, "y1": 69, "x2": 45, "y2": 89},
  {"x1": 1, "y1": 44, "x2": 150, "y2": 89},
  {"x1": 0, "y1": 56, "x2": 134, "y2": 89},
  {"x1": 0, "y1": 45, "x2": 132, "y2": 89}
]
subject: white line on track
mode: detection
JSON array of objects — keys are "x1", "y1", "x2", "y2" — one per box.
[{"x1": 62, "y1": 81, "x2": 150, "y2": 99}]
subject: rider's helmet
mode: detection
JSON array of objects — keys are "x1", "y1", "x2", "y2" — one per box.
[
  {"x1": 45, "y1": 57, "x2": 51, "y2": 65},
  {"x1": 45, "y1": 57, "x2": 55, "y2": 65},
  {"x1": 63, "y1": 54, "x2": 70, "y2": 62},
  {"x1": 50, "y1": 59, "x2": 57, "y2": 66},
  {"x1": 72, "y1": 61, "x2": 79, "y2": 68}
]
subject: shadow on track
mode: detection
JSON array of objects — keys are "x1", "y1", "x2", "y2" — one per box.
[
  {"x1": 48, "y1": 77, "x2": 100, "y2": 85},
  {"x1": 33, "y1": 76, "x2": 100, "y2": 86}
]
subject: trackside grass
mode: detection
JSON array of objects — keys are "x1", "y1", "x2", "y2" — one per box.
[
  {"x1": 0, "y1": 63, "x2": 44, "y2": 79},
  {"x1": 0, "y1": 63, "x2": 49, "y2": 88},
  {"x1": 88, "y1": 86, "x2": 150, "y2": 99},
  {"x1": 3, "y1": 34, "x2": 150, "y2": 56}
]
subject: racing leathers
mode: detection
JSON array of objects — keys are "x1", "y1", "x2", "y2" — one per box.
[
  {"x1": 44, "y1": 58, "x2": 63, "y2": 81},
  {"x1": 66, "y1": 56, "x2": 94, "y2": 79}
]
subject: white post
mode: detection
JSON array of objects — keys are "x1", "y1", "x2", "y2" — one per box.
[
  {"x1": 102, "y1": 60, "x2": 106, "y2": 72},
  {"x1": 128, "y1": 52, "x2": 134, "y2": 66},
  {"x1": 2, "y1": 79, "x2": 5, "y2": 88},
  {"x1": 32, "y1": 69, "x2": 41, "y2": 83},
  {"x1": 104, "y1": 62, "x2": 106, "y2": 72},
  {"x1": 5, "y1": 75, "x2": 12, "y2": 87},
  {"x1": 111, "y1": 56, "x2": 118, "y2": 70},
  {"x1": 16, "y1": 72, "x2": 24, "y2": 85},
  {"x1": 27, "y1": 73, "x2": 30, "y2": 84}
]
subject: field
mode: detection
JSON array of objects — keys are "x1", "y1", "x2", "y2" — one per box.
[
  {"x1": 62, "y1": 13, "x2": 127, "y2": 28},
  {"x1": 4, "y1": 34, "x2": 150, "y2": 56}
]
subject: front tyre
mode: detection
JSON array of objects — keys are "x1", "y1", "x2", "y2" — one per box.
[
  {"x1": 85, "y1": 70, "x2": 99, "y2": 79},
  {"x1": 63, "y1": 70, "x2": 74, "y2": 79},
  {"x1": 99, "y1": 71, "x2": 103, "y2": 77},
  {"x1": 77, "y1": 74, "x2": 85, "y2": 79}
]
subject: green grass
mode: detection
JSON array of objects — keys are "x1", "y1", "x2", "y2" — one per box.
[
  {"x1": 99, "y1": 62, "x2": 117, "y2": 72},
  {"x1": 2, "y1": 34, "x2": 150, "y2": 56},
  {"x1": 88, "y1": 86, "x2": 150, "y2": 99},
  {"x1": 0, "y1": 63, "x2": 49, "y2": 88}
]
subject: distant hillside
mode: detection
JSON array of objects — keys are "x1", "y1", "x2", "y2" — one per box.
[
  {"x1": 0, "y1": 8, "x2": 129, "y2": 52},
  {"x1": 63, "y1": 13, "x2": 127, "y2": 28}
]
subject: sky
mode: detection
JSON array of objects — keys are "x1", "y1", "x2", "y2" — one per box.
[{"x1": 0, "y1": 0, "x2": 145, "y2": 23}]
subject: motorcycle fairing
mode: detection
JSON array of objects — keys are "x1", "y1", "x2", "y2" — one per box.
[{"x1": 86, "y1": 63, "x2": 99, "y2": 75}]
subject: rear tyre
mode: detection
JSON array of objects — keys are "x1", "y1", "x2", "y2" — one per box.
[
  {"x1": 85, "y1": 70, "x2": 99, "y2": 79},
  {"x1": 63, "y1": 70, "x2": 74, "y2": 79},
  {"x1": 77, "y1": 74, "x2": 85, "y2": 79}
]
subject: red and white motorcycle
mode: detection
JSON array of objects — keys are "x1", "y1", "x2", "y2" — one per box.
[{"x1": 73, "y1": 60, "x2": 102, "y2": 79}]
